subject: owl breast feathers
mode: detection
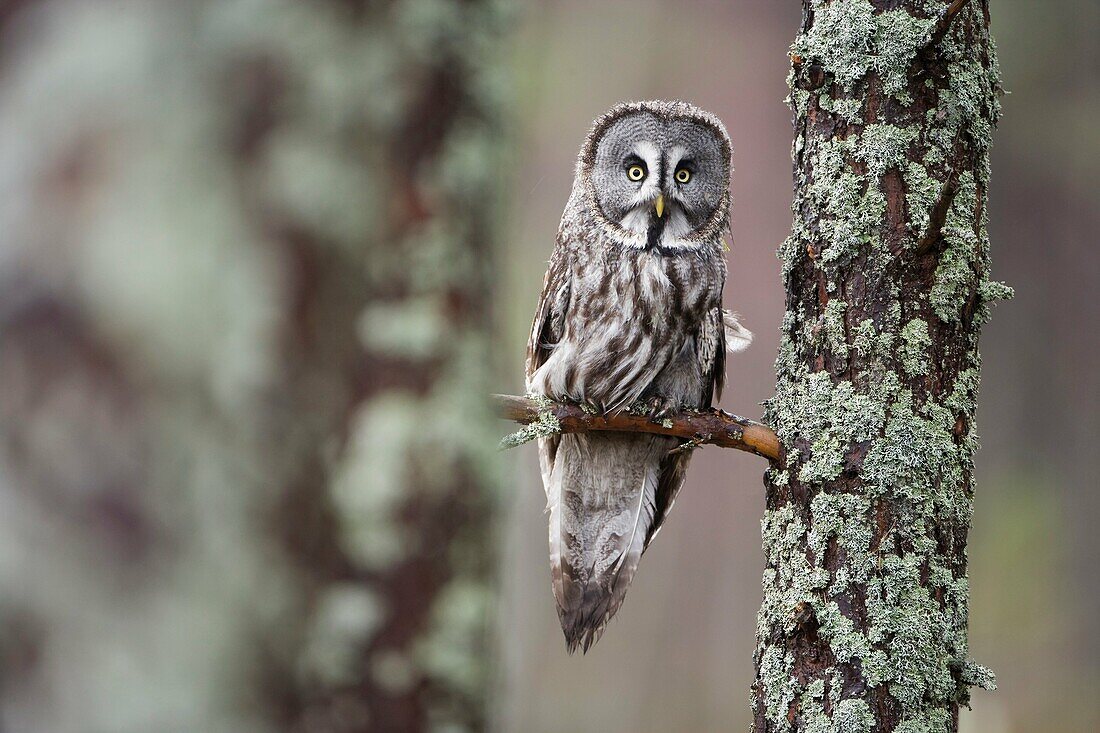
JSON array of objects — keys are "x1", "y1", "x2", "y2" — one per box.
[{"x1": 525, "y1": 100, "x2": 750, "y2": 652}]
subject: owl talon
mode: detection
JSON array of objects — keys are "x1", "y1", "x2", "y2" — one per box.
[{"x1": 646, "y1": 396, "x2": 680, "y2": 422}]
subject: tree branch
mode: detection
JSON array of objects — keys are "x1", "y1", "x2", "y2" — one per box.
[
  {"x1": 493, "y1": 394, "x2": 780, "y2": 462},
  {"x1": 921, "y1": 0, "x2": 971, "y2": 53},
  {"x1": 915, "y1": 166, "x2": 961, "y2": 255}
]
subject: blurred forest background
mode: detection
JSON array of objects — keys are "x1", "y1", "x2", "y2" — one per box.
[{"x1": 0, "y1": 1, "x2": 1096, "y2": 732}]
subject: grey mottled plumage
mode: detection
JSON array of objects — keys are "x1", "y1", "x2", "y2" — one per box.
[{"x1": 525, "y1": 100, "x2": 751, "y2": 652}]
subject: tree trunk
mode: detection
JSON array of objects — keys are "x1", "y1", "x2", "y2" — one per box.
[
  {"x1": 752, "y1": 1, "x2": 1004, "y2": 731},
  {"x1": 0, "y1": 2, "x2": 505, "y2": 732}
]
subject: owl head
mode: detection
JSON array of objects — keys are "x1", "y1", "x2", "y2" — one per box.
[{"x1": 578, "y1": 100, "x2": 732, "y2": 248}]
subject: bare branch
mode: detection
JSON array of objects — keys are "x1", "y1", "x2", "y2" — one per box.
[
  {"x1": 943, "y1": 0, "x2": 970, "y2": 23},
  {"x1": 922, "y1": 0, "x2": 972, "y2": 53},
  {"x1": 493, "y1": 394, "x2": 780, "y2": 462},
  {"x1": 915, "y1": 169, "x2": 961, "y2": 255},
  {"x1": 915, "y1": 129, "x2": 967, "y2": 256}
]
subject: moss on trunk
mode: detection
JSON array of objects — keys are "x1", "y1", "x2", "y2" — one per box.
[{"x1": 753, "y1": 1, "x2": 1006, "y2": 730}]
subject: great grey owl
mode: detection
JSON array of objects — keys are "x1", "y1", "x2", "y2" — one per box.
[{"x1": 525, "y1": 100, "x2": 751, "y2": 652}]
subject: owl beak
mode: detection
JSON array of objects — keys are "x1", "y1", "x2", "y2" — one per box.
[{"x1": 654, "y1": 194, "x2": 666, "y2": 218}]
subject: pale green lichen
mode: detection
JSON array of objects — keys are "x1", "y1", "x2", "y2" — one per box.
[
  {"x1": 817, "y1": 142, "x2": 879, "y2": 263},
  {"x1": 758, "y1": 645, "x2": 801, "y2": 728},
  {"x1": 852, "y1": 315, "x2": 897, "y2": 364},
  {"x1": 780, "y1": 135, "x2": 883, "y2": 272},
  {"x1": 799, "y1": 683, "x2": 875, "y2": 733},
  {"x1": 759, "y1": 505, "x2": 823, "y2": 634},
  {"x1": 413, "y1": 578, "x2": 493, "y2": 704},
  {"x1": 863, "y1": 387, "x2": 966, "y2": 509},
  {"x1": 833, "y1": 699, "x2": 875, "y2": 733},
  {"x1": 859, "y1": 124, "x2": 918, "y2": 178},
  {"x1": 498, "y1": 395, "x2": 561, "y2": 449},
  {"x1": 333, "y1": 394, "x2": 423, "y2": 569},
  {"x1": 979, "y1": 280, "x2": 1014, "y2": 304},
  {"x1": 359, "y1": 297, "x2": 448, "y2": 359},
  {"x1": 777, "y1": 372, "x2": 885, "y2": 485},
  {"x1": 792, "y1": 0, "x2": 937, "y2": 99},
  {"x1": 904, "y1": 159, "x2": 942, "y2": 237},
  {"x1": 899, "y1": 318, "x2": 931, "y2": 376},
  {"x1": 931, "y1": 242, "x2": 976, "y2": 322},
  {"x1": 299, "y1": 585, "x2": 385, "y2": 685},
  {"x1": 822, "y1": 299, "x2": 850, "y2": 362},
  {"x1": 930, "y1": 172, "x2": 983, "y2": 322},
  {"x1": 894, "y1": 710, "x2": 952, "y2": 733},
  {"x1": 818, "y1": 93, "x2": 864, "y2": 124},
  {"x1": 959, "y1": 660, "x2": 997, "y2": 692}
]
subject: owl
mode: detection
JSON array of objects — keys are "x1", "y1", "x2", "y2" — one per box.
[{"x1": 525, "y1": 100, "x2": 751, "y2": 652}]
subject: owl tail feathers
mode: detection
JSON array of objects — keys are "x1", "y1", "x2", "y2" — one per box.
[
  {"x1": 547, "y1": 433, "x2": 660, "y2": 654},
  {"x1": 558, "y1": 574, "x2": 615, "y2": 654}
]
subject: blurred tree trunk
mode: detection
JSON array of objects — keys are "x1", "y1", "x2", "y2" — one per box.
[
  {"x1": 752, "y1": 1, "x2": 1004, "y2": 731},
  {"x1": 262, "y1": 2, "x2": 507, "y2": 730},
  {"x1": 0, "y1": 2, "x2": 505, "y2": 732}
]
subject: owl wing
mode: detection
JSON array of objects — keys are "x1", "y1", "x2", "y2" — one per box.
[
  {"x1": 525, "y1": 244, "x2": 571, "y2": 381},
  {"x1": 697, "y1": 305, "x2": 727, "y2": 406},
  {"x1": 643, "y1": 307, "x2": 725, "y2": 550},
  {"x1": 525, "y1": 244, "x2": 572, "y2": 494},
  {"x1": 645, "y1": 307, "x2": 752, "y2": 550},
  {"x1": 693, "y1": 306, "x2": 754, "y2": 406}
]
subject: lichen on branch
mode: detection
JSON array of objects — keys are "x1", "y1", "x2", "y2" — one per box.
[
  {"x1": 497, "y1": 394, "x2": 563, "y2": 449},
  {"x1": 494, "y1": 394, "x2": 780, "y2": 462}
]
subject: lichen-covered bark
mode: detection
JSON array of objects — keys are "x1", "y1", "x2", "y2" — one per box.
[
  {"x1": 268, "y1": 1, "x2": 508, "y2": 729},
  {"x1": 0, "y1": 1, "x2": 506, "y2": 731},
  {"x1": 752, "y1": 2, "x2": 1005, "y2": 731}
]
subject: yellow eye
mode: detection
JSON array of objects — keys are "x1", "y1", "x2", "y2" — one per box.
[
  {"x1": 627, "y1": 165, "x2": 646, "y2": 181},
  {"x1": 675, "y1": 168, "x2": 692, "y2": 184}
]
